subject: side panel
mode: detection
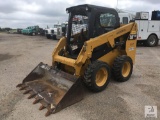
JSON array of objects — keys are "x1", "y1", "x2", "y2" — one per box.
[
  {"x1": 126, "y1": 40, "x2": 137, "y2": 64},
  {"x1": 148, "y1": 21, "x2": 159, "y2": 32},
  {"x1": 98, "y1": 49, "x2": 121, "y2": 66},
  {"x1": 135, "y1": 20, "x2": 149, "y2": 40},
  {"x1": 148, "y1": 21, "x2": 160, "y2": 40}
]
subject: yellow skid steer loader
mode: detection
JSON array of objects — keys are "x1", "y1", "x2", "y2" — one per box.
[{"x1": 17, "y1": 4, "x2": 137, "y2": 116}]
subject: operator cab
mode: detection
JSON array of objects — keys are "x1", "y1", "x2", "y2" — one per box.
[{"x1": 66, "y1": 4, "x2": 120, "y2": 57}]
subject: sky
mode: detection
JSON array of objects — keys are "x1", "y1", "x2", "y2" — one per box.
[{"x1": 0, "y1": 0, "x2": 160, "y2": 29}]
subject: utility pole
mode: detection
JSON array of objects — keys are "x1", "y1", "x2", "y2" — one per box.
[{"x1": 116, "y1": 0, "x2": 118, "y2": 9}]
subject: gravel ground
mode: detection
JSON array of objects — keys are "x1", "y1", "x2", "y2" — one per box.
[{"x1": 0, "y1": 33, "x2": 159, "y2": 120}]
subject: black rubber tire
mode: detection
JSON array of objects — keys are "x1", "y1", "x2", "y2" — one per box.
[
  {"x1": 83, "y1": 61, "x2": 111, "y2": 92},
  {"x1": 46, "y1": 35, "x2": 51, "y2": 39},
  {"x1": 137, "y1": 40, "x2": 144, "y2": 46},
  {"x1": 145, "y1": 35, "x2": 158, "y2": 47},
  {"x1": 112, "y1": 55, "x2": 133, "y2": 82},
  {"x1": 53, "y1": 35, "x2": 57, "y2": 40}
]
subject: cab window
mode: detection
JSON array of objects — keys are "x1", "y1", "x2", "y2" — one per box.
[{"x1": 100, "y1": 13, "x2": 116, "y2": 27}]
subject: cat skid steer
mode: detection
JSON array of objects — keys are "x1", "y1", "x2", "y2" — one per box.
[{"x1": 17, "y1": 4, "x2": 137, "y2": 116}]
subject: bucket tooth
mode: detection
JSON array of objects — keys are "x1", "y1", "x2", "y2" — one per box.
[
  {"x1": 33, "y1": 98, "x2": 42, "y2": 104},
  {"x1": 23, "y1": 89, "x2": 32, "y2": 94},
  {"x1": 39, "y1": 105, "x2": 46, "y2": 110},
  {"x1": 19, "y1": 85, "x2": 28, "y2": 90},
  {"x1": 45, "y1": 110, "x2": 51, "y2": 117},
  {"x1": 16, "y1": 83, "x2": 23, "y2": 88},
  {"x1": 28, "y1": 93, "x2": 37, "y2": 99},
  {"x1": 45, "y1": 108, "x2": 55, "y2": 117}
]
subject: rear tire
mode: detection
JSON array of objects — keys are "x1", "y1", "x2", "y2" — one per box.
[
  {"x1": 112, "y1": 55, "x2": 133, "y2": 82},
  {"x1": 145, "y1": 35, "x2": 158, "y2": 47},
  {"x1": 53, "y1": 35, "x2": 57, "y2": 40},
  {"x1": 83, "y1": 61, "x2": 111, "y2": 92}
]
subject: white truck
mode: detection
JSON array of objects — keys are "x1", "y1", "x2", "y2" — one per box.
[
  {"x1": 53, "y1": 17, "x2": 88, "y2": 40},
  {"x1": 55, "y1": 17, "x2": 88, "y2": 40},
  {"x1": 118, "y1": 13, "x2": 135, "y2": 24},
  {"x1": 45, "y1": 27, "x2": 55, "y2": 39},
  {"x1": 45, "y1": 24, "x2": 61, "y2": 39},
  {"x1": 135, "y1": 11, "x2": 160, "y2": 46},
  {"x1": 118, "y1": 11, "x2": 160, "y2": 47},
  {"x1": 55, "y1": 22, "x2": 68, "y2": 40},
  {"x1": 45, "y1": 23, "x2": 67, "y2": 40}
]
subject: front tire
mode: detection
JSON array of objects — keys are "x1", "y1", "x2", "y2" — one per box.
[
  {"x1": 46, "y1": 35, "x2": 51, "y2": 39},
  {"x1": 112, "y1": 55, "x2": 133, "y2": 82},
  {"x1": 83, "y1": 61, "x2": 111, "y2": 92},
  {"x1": 53, "y1": 35, "x2": 57, "y2": 40},
  {"x1": 145, "y1": 35, "x2": 158, "y2": 47},
  {"x1": 137, "y1": 40, "x2": 144, "y2": 46}
]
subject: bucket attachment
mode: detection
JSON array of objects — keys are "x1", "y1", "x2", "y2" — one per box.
[{"x1": 16, "y1": 62, "x2": 84, "y2": 116}]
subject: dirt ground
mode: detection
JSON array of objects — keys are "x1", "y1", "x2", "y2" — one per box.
[{"x1": 0, "y1": 33, "x2": 159, "y2": 120}]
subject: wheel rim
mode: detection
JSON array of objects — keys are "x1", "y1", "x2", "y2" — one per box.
[
  {"x1": 122, "y1": 61, "x2": 131, "y2": 77},
  {"x1": 95, "y1": 67, "x2": 108, "y2": 87},
  {"x1": 149, "y1": 37, "x2": 156, "y2": 45}
]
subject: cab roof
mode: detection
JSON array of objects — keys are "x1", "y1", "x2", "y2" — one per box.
[{"x1": 66, "y1": 4, "x2": 116, "y2": 13}]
